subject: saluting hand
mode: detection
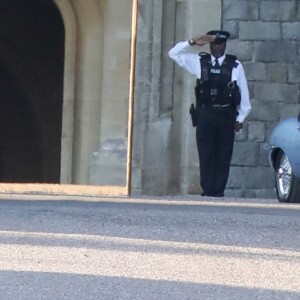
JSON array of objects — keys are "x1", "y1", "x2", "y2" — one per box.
[{"x1": 191, "y1": 34, "x2": 215, "y2": 46}]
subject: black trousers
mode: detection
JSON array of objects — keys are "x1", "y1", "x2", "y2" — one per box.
[{"x1": 196, "y1": 106, "x2": 235, "y2": 197}]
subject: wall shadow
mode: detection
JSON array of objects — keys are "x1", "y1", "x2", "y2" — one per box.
[{"x1": 0, "y1": 271, "x2": 299, "y2": 299}]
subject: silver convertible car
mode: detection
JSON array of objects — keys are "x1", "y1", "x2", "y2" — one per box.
[{"x1": 265, "y1": 113, "x2": 300, "y2": 203}]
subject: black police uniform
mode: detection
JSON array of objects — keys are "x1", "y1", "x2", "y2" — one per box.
[
  {"x1": 195, "y1": 54, "x2": 240, "y2": 197},
  {"x1": 169, "y1": 30, "x2": 251, "y2": 197}
]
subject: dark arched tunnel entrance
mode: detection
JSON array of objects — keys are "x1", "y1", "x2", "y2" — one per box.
[{"x1": 0, "y1": 0, "x2": 64, "y2": 183}]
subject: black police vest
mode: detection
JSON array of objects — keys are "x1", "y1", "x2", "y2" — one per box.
[{"x1": 195, "y1": 53, "x2": 240, "y2": 107}]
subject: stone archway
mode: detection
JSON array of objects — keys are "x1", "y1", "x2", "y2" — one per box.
[{"x1": 0, "y1": 0, "x2": 65, "y2": 183}]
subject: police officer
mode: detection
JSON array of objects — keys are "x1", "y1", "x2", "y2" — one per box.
[{"x1": 169, "y1": 30, "x2": 251, "y2": 197}]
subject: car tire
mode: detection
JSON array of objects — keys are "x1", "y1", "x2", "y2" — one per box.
[{"x1": 275, "y1": 151, "x2": 300, "y2": 203}]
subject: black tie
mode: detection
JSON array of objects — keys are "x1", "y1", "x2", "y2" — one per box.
[{"x1": 215, "y1": 59, "x2": 219, "y2": 67}]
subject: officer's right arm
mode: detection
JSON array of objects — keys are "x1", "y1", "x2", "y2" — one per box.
[{"x1": 168, "y1": 41, "x2": 200, "y2": 78}]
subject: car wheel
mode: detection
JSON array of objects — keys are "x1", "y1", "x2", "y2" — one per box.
[{"x1": 275, "y1": 151, "x2": 300, "y2": 203}]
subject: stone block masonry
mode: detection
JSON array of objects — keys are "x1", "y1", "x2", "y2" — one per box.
[
  {"x1": 223, "y1": 0, "x2": 300, "y2": 199},
  {"x1": 131, "y1": 0, "x2": 300, "y2": 197}
]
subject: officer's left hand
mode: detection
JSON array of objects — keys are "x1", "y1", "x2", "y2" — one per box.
[{"x1": 234, "y1": 121, "x2": 243, "y2": 132}]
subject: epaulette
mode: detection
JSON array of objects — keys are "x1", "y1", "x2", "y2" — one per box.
[{"x1": 225, "y1": 54, "x2": 239, "y2": 68}]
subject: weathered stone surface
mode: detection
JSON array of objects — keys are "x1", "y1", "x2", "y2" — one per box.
[
  {"x1": 90, "y1": 139, "x2": 127, "y2": 186},
  {"x1": 259, "y1": 143, "x2": 270, "y2": 167},
  {"x1": 265, "y1": 121, "x2": 279, "y2": 140},
  {"x1": 266, "y1": 63, "x2": 288, "y2": 82},
  {"x1": 254, "y1": 189, "x2": 276, "y2": 199},
  {"x1": 223, "y1": 0, "x2": 259, "y2": 21},
  {"x1": 243, "y1": 188, "x2": 276, "y2": 199},
  {"x1": 223, "y1": 20, "x2": 239, "y2": 38},
  {"x1": 247, "y1": 82, "x2": 255, "y2": 99},
  {"x1": 253, "y1": 82, "x2": 298, "y2": 102},
  {"x1": 244, "y1": 63, "x2": 266, "y2": 81},
  {"x1": 288, "y1": 64, "x2": 300, "y2": 83},
  {"x1": 225, "y1": 188, "x2": 243, "y2": 198},
  {"x1": 240, "y1": 21, "x2": 280, "y2": 40},
  {"x1": 131, "y1": 167, "x2": 142, "y2": 190},
  {"x1": 226, "y1": 40, "x2": 253, "y2": 61},
  {"x1": 231, "y1": 142, "x2": 259, "y2": 166},
  {"x1": 247, "y1": 99, "x2": 278, "y2": 122},
  {"x1": 227, "y1": 166, "x2": 244, "y2": 188},
  {"x1": 253, "y1": 41, "x2": 297, "y2": 63},
  {"x1": 297, "y1": 5, "x2": 300, "y2": 21},
  {"x1": 242, "y1": 189, "x2": 256, "y2": 198},
  {"x1": 186, "y1": 166, "x2": 201, "y2": 194},
  {"x1": 248, "y1": 121, "x2": 266, "y2": 142},
  {"x1": 278, "y1": 103, "x2": 300, "y2": 121},
  {"x1": 260, "y1": 0, "x2": 296, "y2": 21},
  {"x1": 244, "y1": 166, "x2": 274, "y2": 189},
  {"x1": 282, "y1": 22, "x2": 300, "y2": 40},
  {"x1": 142, "y1": 117, "x2": 176, "y2": 195}
]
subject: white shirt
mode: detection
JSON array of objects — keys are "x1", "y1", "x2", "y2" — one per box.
[{"x1": 168, "y1": 41, "x2": 251, "y2": 123}]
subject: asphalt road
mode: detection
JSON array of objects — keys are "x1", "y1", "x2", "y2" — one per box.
[{"x1": 0, "y1": 193, "x2": 299, "y2": 299}]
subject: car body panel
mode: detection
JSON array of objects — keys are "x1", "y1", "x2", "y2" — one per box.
[
  {"x1": 293, "y1": 125, "x2": 300, "y2": 168},
  {"x1": 267, "y1": 117, "x2": 300, "y2": 178}
]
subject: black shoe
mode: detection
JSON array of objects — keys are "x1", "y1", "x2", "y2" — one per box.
[{"x1": 201, "y1": 192, "x2": 224, "y2": 197}]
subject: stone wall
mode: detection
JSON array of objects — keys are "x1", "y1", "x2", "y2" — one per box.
[
  {"x1": 131, "y1": 0, "x2": 222, "y2": 195},
  {"x1": 223, "y1": 0, "x2": 300, "y2": 198},
  {"x1": 131, "y1": 0, "x2": 178, "y2": 195},
  {"x1": 131, "y1": 0, "x2": 300, "y2": 198}
]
